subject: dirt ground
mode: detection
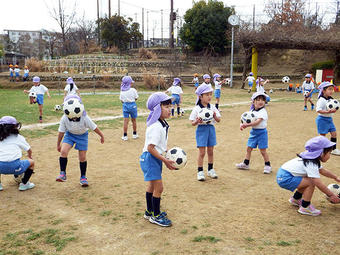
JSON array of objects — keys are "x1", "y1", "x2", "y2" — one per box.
[{"x1": 0, "y1": 90, "x2": 340, "y2": 255}]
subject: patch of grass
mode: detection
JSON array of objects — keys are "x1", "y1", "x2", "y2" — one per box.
[
  {"x1": 244, "y1": 237, "x2": 255, "y2": 242},
  {"x1": 276, "y1": 240, "x2": 292, "y2": 246},
  {"x1": 51, "y1": 219, "x2": 63, "y2": 225},
  {"x1": 26, "y1": 232, "x2": 41, "y2": 241},
  {"x1": 180, "y1": 229, "x2": 188, "y2": 234},
  {"x1": 263, "y1": 240, "x2": 272, "y2": 246},
  {"x1": 100, "y1": 210, "x2": 112, "y2": 216},
  {"x1": 192, "y1": 235, "x2": 221, "y2": 243},
  {"x1": 191, "y1": 225, "x2": 198, "y2": 230},
  {"x1": 150, "y1": 251, "x2": 160, "y2": 255}
]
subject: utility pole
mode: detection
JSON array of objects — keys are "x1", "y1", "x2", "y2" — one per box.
[
  {"x1": 161, "y1": 9, "x2": 163, "y2": 47},
  {"x1": 108, "y1": 0, "x2": 111, "y2": 18},
  {"x1": 170, "y1": 0, "x2": 174, "y2": 48},
  {"x1": 253, "y1": 4, "x2": 255, "y2": 30},
  {"x1": 97, "y1": 0, "x2": 100, "y2": 45},
  {"x1": 147, "y1": 10, "x2": 149, "y2": 47},
  {"x1": 142, "y1": 8, "x2": 144, "y2": 47},
  {"x1": 118, "y1": 0, "x2": 120, "y2": 16},
  {"x1": 135, "y1": 13, "x2": 137, "y2": 22}
]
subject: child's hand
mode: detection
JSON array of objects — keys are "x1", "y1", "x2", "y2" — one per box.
[
  {"x1": 100, "y1": 136, "x2": 105, "y2": 144},
  {"x1": 328, "y1": 194, "x2": 340, "y2": 204},
  {"x1": 196, "y1": 117, "x2": 203, "y2": 124},
  {"x1": 328, "y1": 109, "x2": 337, "y2": 113},
  {"x1": 57, "y1": 144, "x2": 61, "y2": 152},
  {"x1": 164, "y1": 158, "x2": 177, "y2": 170},
  {"x1": 335, "y1": 176, "x2": 340, "y2": 182},
  {"x1": 240, "y1": 123, "x2": 247, "y2": 131}
]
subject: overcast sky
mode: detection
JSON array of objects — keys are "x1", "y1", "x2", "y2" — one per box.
[{"x1": 1, "y1": 0, "x2": 337, "y2": 38}]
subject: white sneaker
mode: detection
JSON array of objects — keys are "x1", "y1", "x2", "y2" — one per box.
[
  {"x1": 263, "y1": 165, "x2": 272, "y2": 174},
  {"x1": 0, "y1": 183, "x2": 3, "y2": 191},
  {"x1": 236, "y1": 162, "x2": 249, "y2": 170},
  {"x1": 207, "y1": 169, "x2": 218, "y2": 179},
  {"x1": 132, "y1": 134, "x2": 139, "y2": 139},
  {"x1": 19, "y1": 182, "x2": 35, "y2": 191},
  {"x1": 331, "y1": 148, "x2": 340, "y2": 156},
  {"x1": 197, "y1": 171, "x2": 205, "y2": 181},
  {"x1": 121, "y1": 136, "x2": 128, "y2": 141}
]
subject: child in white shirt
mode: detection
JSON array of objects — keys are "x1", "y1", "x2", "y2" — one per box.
[
  {"x1": 302, "y1": 74, "x2": 315, "y2": 111},
  {"x1": 166, "y1": 78, "x2": 183, "y2": 117},
  {"x1": 64, "y1": 77, "x2": 80, "y2": 98}
]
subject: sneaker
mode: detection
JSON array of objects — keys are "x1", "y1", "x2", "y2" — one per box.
[
  {"x1": 289, "y1": 197, "x2": 302, "y2": 207},
  {"x1": 298, "y1": 204, "x2": 321, "y2": 216},
  {"x1": 207, "y1": 169, "x2": 218, "y2": 179},
  {"x1": 263, "y1": 165, "x2": 272, "y2": 174},
  {"x1": 236, "y1": 162, "x2": 249, "y2": 170},
  {"x1": 56, "y1": 171, "x2": 67, "y2": 182},
  {"x1": 311, "y1": 104, "x2": 315, "y2": 110},
  {"x1": 39, "y1": 116, "x2": 42, "y2": 123},
  {"x1": 0, "y1": 183, "x2": 3, "y2": 191},
  {"x1": 197, "y1": 171, "x2": 205, "y2": 181},
  {"x1": 304, "y1": 106, "x2": 307, "y2": 111},
  {"x1": 132, "y1": 134, "x2": 139, "y2": 139},
  {"x1": 331, "y1": 148, "x2": 340, "y2": 156},
  {"x1": 149, "y1": 214, "x2": 172, "y2": 227},
  {"x1": 143, "y1": 210, "x2": 167, "y2": 220},
  {"x1": 121, "y1": 136, "x2": 128, "y2": 141},
  {"x1": 19, "y1": 182, "x2": 35, "y2": 191},
  {"x1": 80, "y1": 176, "x2": 89, "y2": 187}
]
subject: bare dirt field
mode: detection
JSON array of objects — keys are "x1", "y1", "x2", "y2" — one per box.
[{"x1": 0, "y1": 90, "x2": 339, "y2": 255}]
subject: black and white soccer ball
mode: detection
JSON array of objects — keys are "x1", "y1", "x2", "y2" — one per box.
[
  {"x1": 54, "y1": 104, "x2": 62, "y2": 111},
  {"x1": 166, "y1": 147, "x2": 187, "y2": 170},
  {"x1": 326, "y1": 99, "x2": 340, "y2": 111},
  {"x1": 63, "y1": 98, "x2": 84, "y2": 118},
  {"x1": 224, "y1": 78, "x2": 231, "y2": 85},
  {"x1": 240, "y1": 111, "x2": 256, "y2": 124},
  {"x1": 303, "y1": 91, "x2": 310, "y2": 97},
  {"x1": 198, "y1": 108, "x2": 214, "y2": 123},
  {"x1": 282, "y1": 76, "x2": 290, "y2": 83},
  {"x1": 180, "y1": 109, "x2": 185, "y2": 115},
  {"x1": 327, "y1": 183, "x2": 340, "y2": 198},
  {"x1": 29, "y1": 91, "x2": 37, "y2": 98}
]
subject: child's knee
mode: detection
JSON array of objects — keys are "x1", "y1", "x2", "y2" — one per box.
[
  {"x1": 29, "y1": 159, "x2": 35, "y2": 168},
  {"x1": 199, "y1": 150, "x2": 206, "y2": 157}
]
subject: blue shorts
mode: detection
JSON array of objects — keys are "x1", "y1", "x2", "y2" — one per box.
[
  {"x1": 10, "y1": 73, "x2": 14, "y2": 77},
  {"x1": 122, "y1": 102, "x2": 138, "y2": 119},
  {"x1": 316, "y1": 115, "x2": 336, "y2": 134},
  {"x1": 140, "y1": 151, "x2": 162, "y2": 181},
  {"x1": 214, "y1": 89, "x2": 221, "y2": 99},
  {"x1": 276, "y1": 168, "x2": 303, "y2": 192},
  {"x1": 195, "y1": 82, "x2": 199, "y2": 87},
  {"x1": 24, "y1": 73, "x2": 29, "y2": 78},
  {"x1": 247, "y1": 128, "x2": 268, "y2": 149},
  {"x1": 304, "y1": 89, "x2": 313, "y2": 98},
  {"x1": 196, "y1": 125, "x2": 217, "y2": 147},
  {"x1": 63, "y1": 131, "x2": 88, "y2": 151},
  {"x1": 172, "y1": 94, "x2": 180, "y2": 105},
  {"x1": 0, "y1": 159, "x2": 30, "y2": 175},
  {"x1": 15, "y1": 72, "x2": 20, "y2": 77},
  {"x1": 248, "y1": 81, "x2": 253, "y2": 88},
  {"x1": 36, "y1": 94, "x2": 44, "y2": 105}
]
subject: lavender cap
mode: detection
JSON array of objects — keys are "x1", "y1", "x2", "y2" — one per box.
[
  {"x1": 249, "y1": 72, "x2": 253, "y2": 76},
  {"x1": 299, "y1": 136, "x2": 335, "y2": 159},
  {"x1": 0, "y1": 116, "x2": 18, "y2": 125},
  {"x1": 146, "y1": 92, "x2": 172, "y2": 127},
  {"x1": 173, "y1": 77, "x2": 181, "y2": 86},
  {"x1": 33, "y1": 76, "x2": 40, "y2": 83},
  {"x1": 213, "y1": 73, "x2": 221, "y2": 81},
  {"x1": 305, "y1": 74, "x2": 312, "y2": 78},
  {"x1": 66, "y1": 77, "x2": 74, "y2": 84},
  {"x1": 203, "y1": 74, "x2": 211, "y2": 79},
  {"x1": 195, "y1": 83, "x2": 213, "y2": 104},
  {"x1": 318, "y1": 81, "x2": 334, "y2": 98},
  {"x1": 121, "y1": 76, "x2": 134, "y2": 91}
]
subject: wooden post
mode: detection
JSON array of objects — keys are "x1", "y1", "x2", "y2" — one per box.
[{"x1": 251, "y1": 47, "x2": 258, "y2": 92}]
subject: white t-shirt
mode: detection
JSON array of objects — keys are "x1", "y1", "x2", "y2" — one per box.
[
  {"x1": 0, "y1": 134, "x2": 30, "y2": 162},
  {"x1": 189, "y1": 104, "x2": 221, "y2": 125},
  {"x1": 29, "y1": 84, "x2": 48, "y2": 95},
  {"x1": 166, "y1": 86, "x2": 183, "y2": 95},
  {"x1": 302, "y1": 81, "x2": 315, "y2": 91},
  {"x1": 24, "y1": 69, "x2": 29, "y2": 74},
  {"x1": 119, "y1": 88, "x2": 138, "y2": 103},
  {"x1": 214, "y1": 80, "x2": 222, "y2": 90},
  {"x1": 142, "y1": 120, "x2": 169, "y2": 154},
  {"x1": 281, "y1": 157, "x2": 321, "y2": 178},
  {"x1": 58, "y1": 115, "x2": 97, "y2": 135},
  {"x1": 14, "y1": 68, "x2": 20, "y2": 73},
  {"x1": 316, "y1": 97, "x2": 333, "y2": 117},
  {"x1": 9, "y1": 68, "x2": 13, "y2": 73},
  {"x1": 252, "y1": 108, "x2": 268, "y2": 129},
  {"x1": 193, "y1": 77, "x2": 199, "y2": 83},
  {"x1": 256, "y1": 84, "x2": 265, "y2": 93},
  {"x1": 64, "y1": 84, "x2": 79, "y2": 96},
  {"x1": 246, "y1": 76, "x2": 255, "y2": 83}
]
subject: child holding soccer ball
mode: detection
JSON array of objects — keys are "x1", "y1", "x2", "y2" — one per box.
[
  {"x1": 189, "y1": 83, "x2": 221, "y2": 181},
  {"x1": 277, "y1": 136, "x2": 340, "y2": 216},
  {"x1": 316, "y1": 81, "x2": 340, "y2": 155},
  {"x1": 23, "y1": 76, "x2": 51, "y2": 123},
  {"x1": 166, "y1": 77, "x2": 183, "y2": 118},
  {"x1": 0, "y1": 116, "x2": 35, "y2": 191},
  {"x1": 302, "y1": 74, "x2": 315, "y2": 111},
  {"x1": 56, "y1": 95, "x2": 105, "y2": 187},
  {"x1": 120, "y1": 76, "x2": 139, "y2": 141},
  {"x1": 236, "y1": 92, "x2": 272, "y2": 174},
  {"x1": 139, "y1": 92, "x2": 176, "y2": 227}
]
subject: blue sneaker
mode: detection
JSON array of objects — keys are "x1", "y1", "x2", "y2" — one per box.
[
  {"x1": 149, "y1": 214, "x2": 172, "y2": 227},
  {"x1": 311, "y1": 104, "x2": 315, "y2": 110},
  {"x1": 80, "y1": 176, "x2": 88, "y2": 187},
  {"x1": 56, "y1": 171, "x2": 67, "y2": 182},
  {"x1": 304, "y1": 106, "x2": 307, "y2": 111},
  {"x1": 143, "y1": 210, "x2": 167, "y2": 220}
]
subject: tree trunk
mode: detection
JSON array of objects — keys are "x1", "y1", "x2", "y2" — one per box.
[
  {"x1": 334, "y1": 50, "x2": 340, "y2": 84},
  {"x1": 241, "y1": 47, "x2": 252, "y2": 89}
]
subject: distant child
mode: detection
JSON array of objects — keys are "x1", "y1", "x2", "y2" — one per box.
[
  {"x1": 189, "y1": 84, "x2": 221, "y2": 181},
  {"x1": 245, "y1": 72, "x2": 255, "y2": 93},
  {"x1": 302, "y1": 74, "x2": 315, "y2": 111},
  {"x1": 56, "y1": 95, "x2": 105, "y2": 186},
  {"x1": 23, "y1": 76, "x2": 51, "y2": 123},
  {"x1": 316, "y1": 81, "x2": 340, "y2": 155},
  {"x1": 213, "y1": 73, "x2": 223, "y2": 110},
  {"x1": 256, "y1": 77, "x2": 270, "y2": 103},
  {"x1": 276, "y1": 136, "x2": 340, "y2": 216},
  {"x1": 296, "y1": 84, "x2": 302, "y2": 93},
  {"x1": 139, "y1": 92, "x2": 176, "y2": 227},
  {"x1": 236, "y1": 92, "x2": 272, "y2": 174},
  {"x1": 119, "y1": 76, "x2": 139, "y2": 141},
  {"x1": 14, "y1": 65, "x2": 20, "y2": 82},
  {"x1": 201, "y1": 74, "x2": 212, "y2": 88},
  {"x1": 166, "y1": 77, "x2": 183, "y2": 117},
  {"x1": 9, "y1": 64, "x2": 14, "y2": 82},
  {"x1": 0, "y1": 116, "x2": 35, "y2": 191},
  {"x1": 192, "y1": 73, "x2": 199, "y2": 89},
  {"x1": 64, "y1": 77, "x2": 80, "y2": 98},
  {"x1": 23, "y1": 66, "x2": 29, "y2": 82}
]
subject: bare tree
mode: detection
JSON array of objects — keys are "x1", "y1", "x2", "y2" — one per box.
[{"x1": 75, "y1": 14, "x2": 96, "y2": 53}]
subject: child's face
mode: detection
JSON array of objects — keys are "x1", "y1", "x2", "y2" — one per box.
[
  {"x1": 160, "y1": 104, "x2": 172, "y2": 119},
  {"x1": 33, "y1": 82, "x2": 39, "y2": 86},
  {"x1": 204, "y1": 78, "x2": 210, "y2": 84},
  {"x1": 200, "y1": 92, "x2": 212, "y2": 104},
  {"x1": 320, "y1": 151, "x2": 331, "y2": 162},
  {"x1": 305, "y1": 77, "x2": 311, "y2": 82},
  {"x1": 253, "y1": 96, "x2": 265, "y2": 109},
  {"x1": 323, "y1": 86, "x2": 334, "y2": 97},
  {"x1": 216, "y1": 77, "x2": 221, "y2": 81}
]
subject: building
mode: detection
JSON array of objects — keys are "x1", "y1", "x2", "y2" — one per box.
[{"x1": 4, "y1": 29, "x2": 48, "y2": 44}]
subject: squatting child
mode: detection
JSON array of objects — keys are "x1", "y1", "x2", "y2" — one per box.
[
  {"x1": 276, "y1": 136, "x2": 340, "y2": 216},
  {"x1": 302, "y1": 73, "x2": 315, "y2": 111},
  {"x1": 166, "y1": 77, "x2": 183, "y2": 117},
  {"x1": 140, "y1": 92, "x2": 176, "y2": 227}
]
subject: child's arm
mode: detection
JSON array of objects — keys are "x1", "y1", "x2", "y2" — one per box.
[
  {"x1": 319, "y1": 168, "x2": 340, "y2": 181},
  {"x1": 93, "y1": 127, "x2": 105, "y2": 144},
  {"x1": 57, "y1": 132, "x2": 65, "y2": 152},
  {"x1": 46, "y1": 90, "x2": 51, "y2": 98},
  {"x1": 240, "y1": 118, "x2": 263, "y2": 131},
  {"x1": 263, "y1": 79, "x2": 269, "y2": 85},
  {"x1": 179, "y1": 94, "x2": 182, "y2": 104},
  {"x1": 311, "y1": 176, "x2": 340, "y2": 203},
  {"x1": 317, "y1": 109, "x2": 336, "y2": 114},
  {"x1": 27, "y1": 148, "x2": 33, "y2": 159},
  {"x1": 64, "y1": 91, "x2": 67, "y2": 99},
  {"x1": 147, "y1": 144, "x2": 176, "y2": 170},
  {"x1": 213, "y1": 112, "x2": 221, "y2": 122},
  {"x1": 191, "y1": 117, "x2": 203, "y2": 126},
  {"x1": 23, "y1": 89, "x2": 29, "y2": 94}
]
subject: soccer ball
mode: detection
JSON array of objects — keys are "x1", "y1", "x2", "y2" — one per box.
[
  {"x1": 240, "y1": 111, "x2": 256, "y2": 124},
  {"x1": 180, "y1": 109, "x2": 185, "y2": 115},
  {"x1": 282, "y1": 76, "x2": 290, "y2": 83},
  {"x1": 303, "y1": 91, "x2": 310, "y2": 97},
  {"x1": 63, "y1": 98, "x2": 84, "y2": 118},
  {"x1": 198, "y1": 108, "x2": 214, "y2": 123},
  {"x1": 14, "y1": 174, "x2": 24, "y2": 184},
  {"x1": 166, "y1": 147, "x2": 187, "y2": 170},
  {"x1": 327, "y1": 183, "x2": 340, "y2": 198},
  {"x1": 54, "y1": 105, "x2": 62, "y2": 111},
  {"x1": 269, "y1": 89, "x2": 273, "y2": 94},
  {"x1": 29, "y1": 91, "x2": 37, "y2": 98},
  {"x1": 326, "y1": 99, "x2": 340, "y2": 111},
  {"x1": 224, "y1": 78, "x2": 231, "y2": 85}
]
